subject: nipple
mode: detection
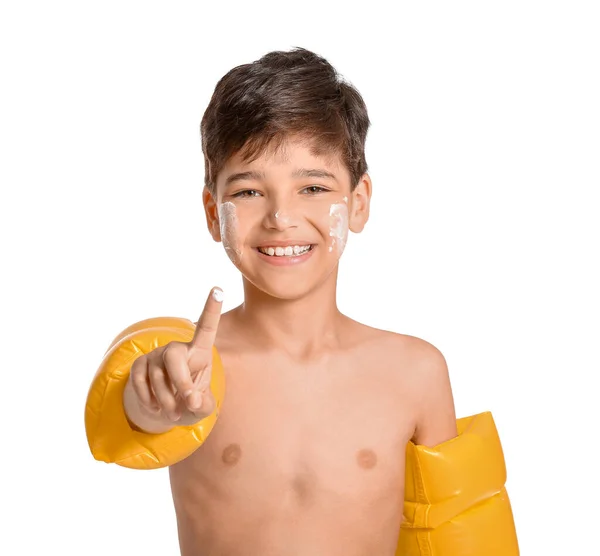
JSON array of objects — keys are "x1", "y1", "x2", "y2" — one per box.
[
  {"x1": 356, "y1": 448, "x2": 378, "y2": 470},
  {"x1": 221, "y1": 443, "x2": 242, "y2": 466}
]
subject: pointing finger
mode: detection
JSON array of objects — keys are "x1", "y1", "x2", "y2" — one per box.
[{"x1": 190, "y1": 287, "x2": 223, "y2": 352}]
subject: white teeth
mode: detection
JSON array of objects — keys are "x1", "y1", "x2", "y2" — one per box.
[{"x1": 258, "y1": 245, "x2": 312, "y2": 257}]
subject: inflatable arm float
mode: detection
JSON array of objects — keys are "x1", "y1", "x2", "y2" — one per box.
[
  {"x1": 398, "y1": 411, "x2": 519, "y2": 555},
  {"x1": 85, "y1": 318, "x2": 518, "y2": 554},
  {"x1": 85, "y1": 317, "x2": 225, "y2": 469}
]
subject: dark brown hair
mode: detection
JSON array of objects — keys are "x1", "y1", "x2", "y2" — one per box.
[{"x1": 200, "y1": 47, "x2": 370, "y2": 195}]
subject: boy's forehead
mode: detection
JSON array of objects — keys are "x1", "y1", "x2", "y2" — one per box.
[{"x1": 220, "y1": 138, "x2": 347, "y2": 183}]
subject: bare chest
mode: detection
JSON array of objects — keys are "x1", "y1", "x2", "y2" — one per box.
[{"x1": 171, "y1": 349, "x2": 415, "y2": 510}]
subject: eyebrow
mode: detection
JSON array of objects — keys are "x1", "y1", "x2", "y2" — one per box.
[{"x1": 224, "y1": 168, "x2": 337, "y2": 188}]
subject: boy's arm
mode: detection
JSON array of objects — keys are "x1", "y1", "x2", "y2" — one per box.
[
  {"x1": 410, "y1": 342, "x2": 458, "y2": 446},
  {"x1": 398, "y1": 341, "x2": 519, "y2": 555}
]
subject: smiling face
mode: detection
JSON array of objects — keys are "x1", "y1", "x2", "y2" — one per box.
[{"x1": 203, "y1": 137, "x2": 371, "y2": 300}]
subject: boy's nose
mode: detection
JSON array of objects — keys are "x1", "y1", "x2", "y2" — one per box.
[
  {"x1": 263, "y1": 205, "x2": 298, "y2": 230},
  {"x1": 274, "y1": 209, "x2": 292, "y2": 226}
]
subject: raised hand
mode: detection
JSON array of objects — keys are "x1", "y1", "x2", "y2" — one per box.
[{"x1": 127, "y1": 287, "x2": 224, "y2": 429}]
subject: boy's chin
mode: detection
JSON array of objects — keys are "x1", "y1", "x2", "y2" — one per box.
[{"x1": 242, "y1": 271, "x2": 334, "y2": 302}]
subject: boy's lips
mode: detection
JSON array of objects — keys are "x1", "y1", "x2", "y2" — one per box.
[
  {"x1": 254, "y1": 240, "x2": 314, "y2": 248},
  {"x1": 254, "y1": 244, "x2": 316, "y2": 266}
]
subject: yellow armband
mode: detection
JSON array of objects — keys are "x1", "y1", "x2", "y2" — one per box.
[
  {"x1": 85, "y1": 317, "x2": 226, "y2": 470},
  {"x1": 397, "y1": 411, "x2": 519, "y2": 555}
]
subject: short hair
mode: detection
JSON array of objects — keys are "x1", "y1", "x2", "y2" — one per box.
[{"x1": 200, "y1": 47, "x2": 370, "y2": 195}]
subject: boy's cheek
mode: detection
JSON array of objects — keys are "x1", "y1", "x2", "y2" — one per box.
[
  {"x1": 327, "y1": 201, "x2": 349, "y2": 256},
  {"x1": 217, "y1": 201, "x2": 245, "y2": 264}
]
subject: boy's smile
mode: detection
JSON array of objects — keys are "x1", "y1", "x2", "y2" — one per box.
[{"x1": 254, "y1": 240, "x2": 316, "y2": 266}]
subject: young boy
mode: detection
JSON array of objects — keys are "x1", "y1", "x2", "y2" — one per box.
[{"x1": 86, "y1": 48, "x2": 517, "y2": 556}]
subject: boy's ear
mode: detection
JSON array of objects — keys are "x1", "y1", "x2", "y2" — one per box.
[
  {"x1": 348, "y1": 173, "x2": 372, "y2": 233},
  {"x1": 202, "y1": 186, "x2": 222, "y2": 242}
]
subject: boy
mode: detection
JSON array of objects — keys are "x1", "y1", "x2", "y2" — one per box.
[{"x1": 87, "y1": 48, "x2": 517, "y2": 555}]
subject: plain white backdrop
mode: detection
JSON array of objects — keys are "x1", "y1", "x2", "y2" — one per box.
[{"x1": 1, "y1": 1, "x2": 598, "y2": 554}]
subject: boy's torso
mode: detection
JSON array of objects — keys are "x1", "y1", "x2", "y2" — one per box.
[{"x1": 169, "y1": 313, "x2": 422, "y2": 556}]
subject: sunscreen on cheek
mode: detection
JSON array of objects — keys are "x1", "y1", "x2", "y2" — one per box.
[
  {"x1": 218, "y1": 201, "x2": 244, "y2": 264},
  {"x1": 328, "y1": 197, "x2": 349, "y2": 256}
]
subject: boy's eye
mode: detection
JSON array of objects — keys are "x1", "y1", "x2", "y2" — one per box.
[
  {"x1": 303, "y1": 185, "x2": 328, "y2": 195},
  {"x1": 232, "y1": 189, "x2": 260, "y2": 198}
]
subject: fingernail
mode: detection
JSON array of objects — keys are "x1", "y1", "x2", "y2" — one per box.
[
  {"x1": 188, "y1": 392, "x2": 202, "y2": 409},
  {"x1": 212, "y1": 287, "x2": 224, "y2": 302},
  {"x1": 183, "y1": 389, "x2": 193, "y2": 398}
]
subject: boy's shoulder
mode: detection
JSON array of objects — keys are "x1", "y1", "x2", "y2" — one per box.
[
  {"x1": 353, "y1": 321, "x2": 457, "y2": 445},
  {"x1": 362, "y1": 322, "x2": 451, "y2": 396},
  {"x1": 350, "y1": 319, "x2": 446, "y2": 369}
]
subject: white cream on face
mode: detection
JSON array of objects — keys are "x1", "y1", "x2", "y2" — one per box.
[
  {"x1": 218, "y1": 201, "x2": 243, "y2": 264},
  {"x1": 274, "y1": 209, "x2": 291, "y2": 226},
  {"x1": 328, "y1": 197, "x2": 349, "y2": 256}
]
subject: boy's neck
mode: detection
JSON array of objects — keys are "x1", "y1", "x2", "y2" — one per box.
[{"x1": 231, "y1": 272, "x2": 348, "y2": 359}]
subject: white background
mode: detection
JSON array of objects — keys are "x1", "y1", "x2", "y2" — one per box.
[{"x1": 1, "y1": 1, "x2": 598, "y2": 554}]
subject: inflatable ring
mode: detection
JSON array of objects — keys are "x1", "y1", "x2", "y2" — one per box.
[{"x1": 85, "y1": 317, "x2": 225, "y2": 470}]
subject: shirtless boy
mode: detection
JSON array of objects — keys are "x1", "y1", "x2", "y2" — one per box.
[{"x1": 111, "y1": 48, "x2": 459, "y2": 555}]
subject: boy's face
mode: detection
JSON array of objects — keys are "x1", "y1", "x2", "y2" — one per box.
[{"x1": 203, "y1": 137, "x2": 371, "y2": 299}]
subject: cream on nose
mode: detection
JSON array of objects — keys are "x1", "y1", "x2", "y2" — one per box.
[{"x1": 274, "y1": 209, "x2": 291, "y2": 226}]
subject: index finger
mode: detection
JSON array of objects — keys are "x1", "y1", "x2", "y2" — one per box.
[{"x1": 190, "y1": 286, "x2": 223, "y2": 351}]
